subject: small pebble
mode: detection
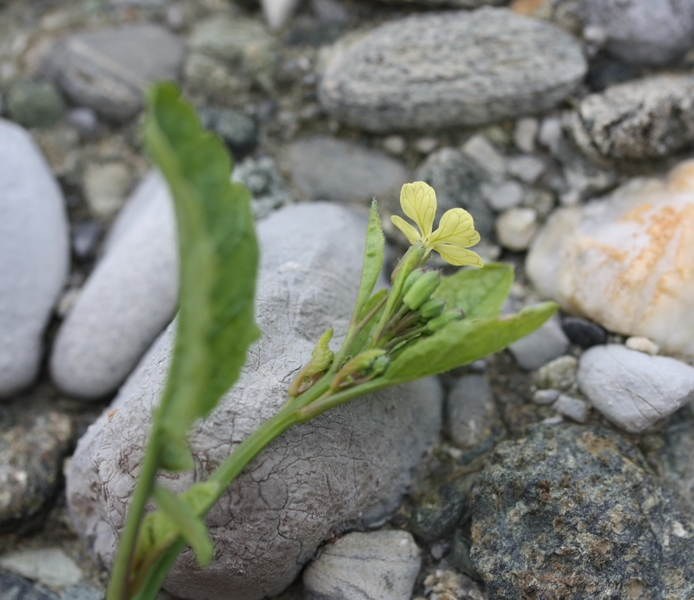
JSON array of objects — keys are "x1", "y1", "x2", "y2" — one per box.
[
  {"x1": 507, "y1": 155, "x2": 545, "y2": 183},
  {"x1": 553, "y1": 394, "x2": 589, "y2": 423},
  {"x1": 538, "y1": 116, "x2": 563, "y2": 154},
  {"x1": 66, "y1": 108, "x2": 98, "y2": 140},
  {"x1": 415, "y1": 136, "x2": 438, "y2": 154},
  {"x1": 513, "y1": 117, "x2": 538, "y2": 153},
  {"x1": 533, "y1": 355, "x2": 578, "y2": 391},
  {"x1": 83, "y1": 161, "x2": 132, "y2": 219},
  {"x1": 71, "y1": 221, "x2": 102, "y2": 260},
  {"x1": 482, "y1": 180, "x2": 524, "y2": 211},
  {"x1": 561, "y1": 316, "x2": 607, "y2": 348},
  {"x1": 430, "y1": 541, "x2": 449, "y2": 561},
  {"x1": 496, "y1": 207, "x2": 538, "y2": 251},
  {"x1": 462, "y1": 135, "x2": 506, "y2": 177},
  {"x1": 625, "y1": 336, "x2": 660, "y2": 355},
  {"x1": 533, "y1": 388, "x2": 561, "y2": 405},
  {"x1": 383, "y1": 135, "x2": 406, "y2": 155},
  {"x1": 509, "y1": 314, "x2": 570, "y2": 370},
  {"x1": 0, "y1": 548, "x2": 82, "y2": 589}
]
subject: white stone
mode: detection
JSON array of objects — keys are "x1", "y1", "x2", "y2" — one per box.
[
  {"x1": 50, "y1": 172, "x2": 177, "y2": 399},
  {"x1": 578, "y1": 344, "x2": 694, "y2": 433},
  {"x1": 507, "y1": 155, "x2": 545, "y2": 184},
  {"x1": 533, "y1": 389, "x2": 560, "y2": 405},
  {"x1": 482, "y1": 180, "x2": 524, "y2": 211},
  {"x1": 67, "y1": 202, "x2": 443, "y2": 600},
  {"x1": 527, "y1": 160, "x2": 694, "y2": 356},
  {"x1": 0, "y1": 548, "x2": 82, "y2": 588},
  {"x1": 261, "y1": 0, "x2": 300, "y2": 29},
  {"x1": 83, "y1": 161, "x2": 132, "y2": 219},
  {"x1": 0, "y1": 119, "x2": 69, "y2": 397},
  {"x1": 496, "y1": 207, "x2": 538, "y2": 251},
  {"x1": 625, "y1": 336, "x2": 660, "y2": 355},
  {"x1": 462, "y1": 135, "x2": 506, "y2": 177},
  {"x1": 513, "y1": 117, "x2": 538, "y2": 153},
  {"x1": 383, "y1": 135, "x2": 406, "y2": 155},
  {"x1": 552, "y1": 394, "x2": 588, "y2": 423},
  {"x1": 303, "y1": 531, "x2": 421, "y2": 600},
  {"x1": 538, "y1": 117, "x2": 563, "y2": 154}
]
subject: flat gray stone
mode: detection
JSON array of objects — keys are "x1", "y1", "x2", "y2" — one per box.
[
  {"x1": 286, "y1": 136, "x2": 409, "y2": 205},
  {"x1": 0, "y1": 119, "x2": 69, "y2": 397},
  {"x1": 508, "y1": 314, "x2": 569, "y2": 371},
  {"x1": 318, "y1": 8, "x2": 586, "y2": 132},
  {"x1": 50, "y1": 173, "x2": 177, "y2": 399},
  {"x1": 303, "y1": 531, "x2": 421, "y2": 600},
  {"x1": 446, "y1": 375, "x2": 498, "y2": 449},
  {"x1": 0, "y1": 548, "x2": 82, "y2": 589},
  {"x1": 67, "y1": 203, "x2": 443, "y2": 600},
  {"x1": 578, "y1": 344, "x2": 694, "y2": 433},
  {"x1": 568, "y1": 75, "x2": 694, "y2": 161},
  {"x1": 43, "y1": 25, "x2": 185, "y2": 121}
]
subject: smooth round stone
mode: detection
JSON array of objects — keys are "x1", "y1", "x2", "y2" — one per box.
[
  {"x1": 561, "y1": 316, "x2": 606, "y2": 348},
  {"x1": 527, "y1": 160, "x2": 694, "y2": 356},
  {"x1": 318, "y1": 8, "x2": 586, "y2": 132},
  {"x1": 0, "y1": 119, "x2": 70, "y2": 397}
]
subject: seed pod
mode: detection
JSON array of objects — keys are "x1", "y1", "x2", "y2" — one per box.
[
  {"x1": 403, "y1": 270, "x2": 441, "y2": 310},
  {"x1": 426, "y1": 309, "x2": 465, "y2": 332},
  {"x1": 419, "y1": 298, "x2": 445, "y2": 319},
  {"x1": 401, "y1": 268, "x2": 425, "y2": 296}
]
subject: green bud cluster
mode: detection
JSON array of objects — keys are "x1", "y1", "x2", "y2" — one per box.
[{"x1": 403, "y1": 270, "x2": 441, "y2": 310}]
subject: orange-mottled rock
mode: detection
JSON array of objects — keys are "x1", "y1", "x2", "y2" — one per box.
[{"x1": 527, "y1": 160, "x2": 694, "y2": 355}]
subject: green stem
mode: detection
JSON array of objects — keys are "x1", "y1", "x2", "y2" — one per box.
[{"x1": 106, "y1": 426, "x2": 162, "y2": 600}]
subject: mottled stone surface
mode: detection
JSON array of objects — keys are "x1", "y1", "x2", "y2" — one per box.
[
  {"x1": 67, "y1": 203, "x2": 443, "y2": 600},
  {"x1": 471, "y1": 424, "x2": 694, "y2": 599},
  {"x1": 43, "y1": 25, "x2": 185, "y2": 121},
  {"x1": 318, "y1": 8, "x2": 586, "y2": 132},
  {"x1": 0, "y1": 120, "x2": 70, "y2": 397},
  {"x1": 568, "y1": 75, "x2": 694, "y2": 161},
  {"x1": 578, "y1": 344, "x2": 694, "y2": 433},
  {"x1": 526, "y1": 160, "x2": 694, "y2": 356}
]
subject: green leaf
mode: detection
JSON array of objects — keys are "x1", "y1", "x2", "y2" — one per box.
[
  {"x1": 354, "y1": 200, "x2": 384, "y2": 318},
  {"x1": 143, "y1": 83, "x2": 260, "y2": 470},
  {"x1": 152, "y1": 485, "x2": 214, "y2": 567},
  {"x1": 434, "y1": 263, "x2": 514, "y2": 320},
  {"x1": 131, "y1": 538, "x2": 187, "y2": 600},
  {"x1": 385, "y1": 303, "x2": 558, "y2": 382}
]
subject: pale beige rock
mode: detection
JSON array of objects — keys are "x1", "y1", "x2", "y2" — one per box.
[{"x1": 527, "y1": 160, "x2": 694, "y2": 355}]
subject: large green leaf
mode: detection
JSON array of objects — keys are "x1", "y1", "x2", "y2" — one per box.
[
  {"x1": 144, "y1": 83, "x2": 260, "y2": 470},
  {"x1": 385, "y1": 303, "x2": 558, "y2": 382},
  {"x1": 434, "y1": 263, "x2": 513, "y2": 320}
]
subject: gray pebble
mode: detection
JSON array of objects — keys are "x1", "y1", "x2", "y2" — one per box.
[
  {"x1": 319, "y1": 8, "x2": 586, "y2": 132},
  {"x1": 446, "y1": 375, "x2": 498, "y2": 449},
  {"x1": 482, "y1": 180, "x2": 524, "y2": 212},
  {"x1": 533, "y1": 355, "x2": 577, "y2": 392},
  {"x1": 0, "y1": 548, "x2": 82, "y2": 590},
  {"x1": 303, "y1": 531, "x2": 421, "y2": 600},
  {"x1": 509, "y1": 314, "x2": 569, "y2": 371},
  {"x1": 410, "y1": 478, "x2": 470, "y2": 543},
  {"x1": 199, "y1": 108, "x2": 257, "y2": 154},
  {"x1": 6, "y1": 79, "x2": 65, "y2": 128},
  {"x1": 60, "y1": 583, "x2": 103, "y2": 600},
  {"x1": 532, "y1": 388, "x2": 561, "y2": 405},
  {"x1": 71, "y1": 221, "x2": 102, "y2": 261},
  {"x1": 552, "y1": 393, "x2": 588, "y2": 423},
  {"x1": 66, "y1": 108, "x2": 98, "y2": 140},
  {"x1": 0, "y1": 573, "x2": 57, "y2": 600},
  {"x1": 232, "y1": 156, "x2": 292, "y2": 220}
]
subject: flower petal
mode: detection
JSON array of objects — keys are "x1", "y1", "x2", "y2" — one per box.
[
  {"x1": 428, "y1": 208, "x2": 480, "y2": 248},
  {"x1": 400, "y1": 182, "x2": 436, "y2": 239},
  {"x1": 433, "y1": 243, "x2": 485, "y2": 267},
  {"x1": 391, "y1": 215, "x2": 421, "y2": 245}
]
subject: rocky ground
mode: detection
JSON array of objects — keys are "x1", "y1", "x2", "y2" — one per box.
[{"x1": 3, "y1": 0, "x2": 694, "y2": 598}]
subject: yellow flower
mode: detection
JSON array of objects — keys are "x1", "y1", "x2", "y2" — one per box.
[{"x1": 391, "y1": 182, "x2": 484, "y2": 267}]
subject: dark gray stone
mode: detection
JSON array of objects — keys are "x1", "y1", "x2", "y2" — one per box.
[
  {"x1": 43, "y1": 25, "x2": 185, "y2": 121},
  {"x1": 471, "y1": 424, "x2": 694, "y2": 599},
  {"x1": 0, "y1": 412, "x2": 73, "y2": 532},
  {"x1": 60, "y1": 583, "x2": 103, "y2": 600},
  {"x1": 232, "y1": 156, "x2": 292, "y2": 220},
  {"x1": 66, "y1": 108, "x2": 98, "y2": 140},
  {"x1": 561, "y1": 316, "x2": 607, "y2": 348},
  {"x1": 71, "y1": 221, "x2": 102, "y2": 261},
  {"x1": 410, "y1": 478, "x2": 470, "y2": 544},
  {"x1": 199, "y1": 108, "x2": 257, "y2": 154},
  {"x1": 318, "y1": 8, "x2": 586, "y2": 132},
  {"x1": 0, "y1": 573, "x2": 58, "y2": 600},
  {"x1": 658, "y1": 406, "x2": 694, "y2": 513},
  {"x1": 6, "y1": 80, "x2": 65, "y2": 128},
  {"x1": 568, "y1": 75, "x2": 694, "y2": 161},
  {"x1": 415, "y1": 148, "x2": 495, "y2": 239}
]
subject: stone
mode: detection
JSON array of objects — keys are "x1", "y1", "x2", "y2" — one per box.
[
  {"x1": 6, "y1": 79, "x2": 65, "y2": 128},
  {"x1": 471, "y1": 424, "x2": 694, "y2": 599},
  {"x1": 410, "y1": 478, "x2": 471, "y2": 543},
  {"x1": 461, "y1": 135, "x2": 506, "y2": 178},
  {"x1": 383, "y1": 135, "x2": 406, "y2": 155},
  {"x1": 0, "y1": 549, "x2": 82, "y2": 589},
  {"x1": 508, "y1": 314, "x2": 569, "y2": 370},
  {"x1": 199, "y1": 108, "x2": 257, "y2": 155},
  {"x1": 578, "y1": 0, "x2": 694, "y2": 66},
  {"x1": 83, "y1": 161, "x2": 132, "y2": 219},
  {"x1": 506, "y1": 155, "x2": 545, "y2": 184},
  {"x1": 414, "y1": 137, "x2": 438, "y2": 155},
  {"x1": 532, "y1": 388, "x2": 560, "y2": 405},
  {"x1": 560, "y1": 316, "x2": 606, "y2": 348},
  {"x1": 538, "y1": 116, "x2": 563, "y2": 155},
  {"x1": 232, "y1": 156, "x2": 292, "y2": 220},
  {"x1": 50, "y1": 172, "x2": 177, "y2": 399},
  {"x1": 552, "y1": 393, "x2": 588, "y2": 422},
  {"x1": 421, "y1": 569, "x2": 485, "y2": 600},
  {"x1": 0, "y1": 119, "x2": 70, "y2": 397},
  {"x1": 533, "y1": 355, "x2": 577, "y2": 392},
  {"x1": 31, "y1": 125, "x2": 82, "y2": 184},
  {"x1": 303, "y1": 531, "x2": 421, "y2": 600},
  {"x1": 67, "y1": 203, "x2": 443, "y2": 600},
  {"x1": 71, "y1": 221, "x2": 102, "y2": 261},
  {"x1": 526, "y1": 160, "x2": 694, "y2": 356},
  {"x1": 482, "y1": 180, "x2": 524, "y2": 211},
  {"x1": 60, "y1": 584, "x2": 103, "y2": 600},
  {"x1": 286, "y1": 135, "x2": 409, "y2": 205},
  {"x1": 415, "y1": 147, "x2": 495, "y2": 239},
  {"x1": 318, "y1": 8, "x2": 586, "y2": 132},
  {"x1": 578, "y1": 344, "x2": 694, "y2": 433},
  {"x1": 0, "y1": 412, "x2": 73, "y2": 532},
  {"x1": 567, "y1": 75, "x2": 694, "y2": 161},
  {"x1": 513, "y1": 117, "x2": 538, "y2": 153},
  {"x1": 625, "y1": 336, "x2": 659, "y2": 355},
  {"x1": 66, "y1": 108, "x2": 98, "y2": 140},
  {"x1": 183, "y1": 52, "x2": 246, "y2": 104},
  {"x1": 495, "y1": 207, "x2": 537, "y2": 251},
  {"x1": 43, "y1": 25, "x2": 185, "y2": 121},
  {"x1": 261, "y1": 0, "x2": 300, "y2": 30},
  {"x1": 658, "y1": 405, "x2": 694, "y2": 513},
  {"x1": 0, "y1": 573, "x2": 57, "y2": 600},
  {"x1": 446, "y1": 375, "x2": 498, "y2": 449}
]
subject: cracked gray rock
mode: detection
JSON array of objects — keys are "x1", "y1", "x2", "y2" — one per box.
[
  {"x1": 567, "y1": 74, "x2": 694, "y2": 161},
  {"x1": 318, "y1": 8, "x2": 586, "y2": 132},
  {"x1": 67, "y1": 202, "x2": 443, "y2": 600},
  {"x1": 0, "y1": 119, "x2": 69, "y2": 397}
]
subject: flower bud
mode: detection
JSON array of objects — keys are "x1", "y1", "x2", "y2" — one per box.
[
  {"x1": 401, "y1": 268, "x2": 424, "y2": 296},
  {"x1": 426, "y1": 309, "x2": 465, "y2": 332},
  {"x1": 403, "y1": 270, "x2": 441, "y2": 310},
  {"x1": 419, "y1": 298, "x2": 445, "y2": 319}
]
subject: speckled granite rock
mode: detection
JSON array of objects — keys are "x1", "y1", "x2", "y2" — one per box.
[
  {"x1": 67, "y1": 203, "x2": 443, "y2": 600},
  {"x1": 318, "y1": 8, "x2": 586, "y2": 132},
  {"x1": 471, "y1": 424, "x2": 694, "y2": 599},
  {"x1": 527, "y1": 160, "x2": 694, "y2": 356},
  {"x1": 567, "y1": 75, "x2": 694, "y2": 161},
  {"x1": 0, "y1": 120, "x2": 70, "y2": 397}
]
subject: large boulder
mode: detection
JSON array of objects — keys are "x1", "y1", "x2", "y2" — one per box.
[{"x1": 67, "y1": 202, "x2": 442, "y2": 600}]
